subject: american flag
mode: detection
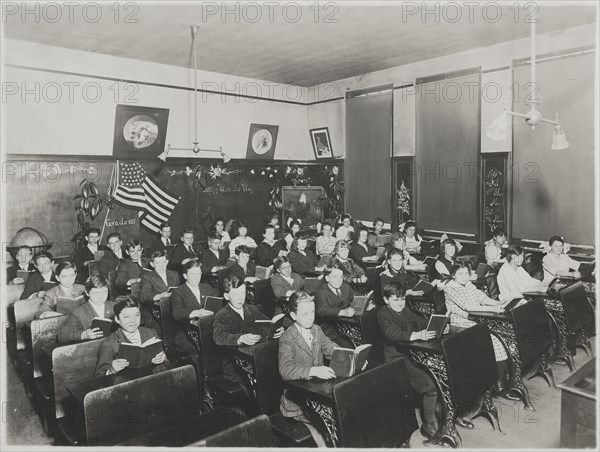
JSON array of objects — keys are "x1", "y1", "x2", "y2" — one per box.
[{"x1": 111, "y1": 161, "x2": 180, "y2": 233}]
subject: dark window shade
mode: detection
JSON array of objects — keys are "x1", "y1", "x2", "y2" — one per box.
[
  {"x1": 512, "y1": 53, "x2": 595, "y2": 245},
  {"x1": 345, "y1": 91, "x2": 392, "y2": 222},
  {"x1": 415, "y1": 73, "x2": 480, "y2": 236}
]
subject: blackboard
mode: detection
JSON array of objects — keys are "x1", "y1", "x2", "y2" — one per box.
[
  {"x1": 4, "y1": 161, "x2": 116, "y2": 259},
  {"x1": 481, "y1": 154, "x2": 508, "y2": 241},
  {"x1": 4, "y1": 159, "x2": 343, "y2": 259}
]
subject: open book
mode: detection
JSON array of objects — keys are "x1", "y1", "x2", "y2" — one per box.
[
  {"x1": 255, "y1": 266, "x2": 273, "y2": 280},
  {"x1": 167, "y1": 286, "x2": 178, "y2": 294},
  {"x1": 91, "y1": 317, "x2": 114, "y2": 337},
  {"x1": 503, "y1": 298, "x2": 528, "y2": 311},
  {"x1": 253, "y1": 313, "x2": 286, "y2": 341},
  {"x1": 351, "y1": 291, "x2": 373, "y2": 316},
  {"x1": 16, "y1": 270, "x2": 32, "y2": 282},
  {"x1": 426, "y1": 314, "x2": 450, "y2": 339},
  {"x1": 57, "y1": 296, "x2": 86, "y2": 315},
  {"x1": 547, "y1": 277, "x2": 569, "y2": 295},
  {"x1": 118, "y1": 337, "x2": 163, "y2": 369},
  {"x1": 203, "y1": 296, "x2": 224, "y2": 314},
  {"x1": 411, "y1": 279, "x2": 435, "y2": 296},
  {"x1": 363, "y1": 247, "x2": 386, "y2": 262},
  {"x1": 329, "y1": 344, "x2": 372, "y2": 378}
]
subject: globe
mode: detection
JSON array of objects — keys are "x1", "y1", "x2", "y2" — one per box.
[{"x1": 8, "y1": 228, "x2": 52, "y2": 255}]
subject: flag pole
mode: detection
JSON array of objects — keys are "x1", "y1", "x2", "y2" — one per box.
[{"x1": 100, "y1": 161, "x2": 117, "y2": 243}]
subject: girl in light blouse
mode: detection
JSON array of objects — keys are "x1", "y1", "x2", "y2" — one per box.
[
  {"x1": 389, "y1": 232, "x2": 427, "y2": 271},
  {"x1": 542, "y1": 236, "x2": 581, "y2": 284},
  {"x1": 228, "y1": 221, "x2": 257, "y2": 257},
  {"x1": 484, "y1": 228, "x2": 508, "y2": 265},
  {"x1": 402, "y1": 221, "x2": 423, "y2": 254},
  {"x1": 444, "y1": 264, "x2": 510, "y2": 391},
  {"x1": 497, "y1": 246, "x2": 547, "y2": 303},
  {"x1": 335, "y1": 214, "x2": 355, "y2": 241},
  {"x1": 316, "y1": 222, "x2": 337, "y2": 256}
]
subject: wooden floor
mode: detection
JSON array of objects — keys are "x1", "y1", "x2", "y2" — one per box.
[{"x1": 3, "y1": 342, "x2": 596, "y2": 448}]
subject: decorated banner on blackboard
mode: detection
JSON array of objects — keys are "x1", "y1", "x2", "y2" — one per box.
[
  {"x1": 482, "y1": 155, "x2": 508, "y2": 240},
  {"x1": 101, "y1": 204, "x2": 140, "y2": 246}
]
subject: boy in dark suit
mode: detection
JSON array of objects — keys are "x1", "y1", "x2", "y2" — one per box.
[
  {"x1": 314, "y1": 265, "x2": 355, "y2": 349},
  {"x1": 115, "y1": 239, "x2": 149, "y2": 295},
  {"x1": 58, "y1": 275, "x2": 115, "y2": 342},
  {"x1": 7, "y1": 245, "x2": 35, "y2": 284},
  {"x1": 20, "y1": 251, "x2": 57, "y2": 300},
  {"x1": 213, "y1": 275, "x2": 283, "y2": 383},
  {"x1": 73, "y1": 227, "x2": 101, "y2": 284},
  {"x1": 278, "y1": 290, "x2": 335, "y2": 447},
  {"x1": 94, "y1": 295, "x2": 166, "y2": 377},
  {"x1": 99, "y1": 232, "x2": 123, "y2": 277},
  {"x1": 171, "y1": 260, "x2": 215, "y2": 356},
  {"x1": 376, "y1": 281, "x2": 438, "y2": 439},
  {"x1": 200, "y1": 233, "x2": 229, "y2": 286},
  {"x1": 169, "y1": 228, "x2": 200, "y2": 272},
  {"x1": 149, "y1": 222, "x2": 172, "y2": 255},
  {"x1": 139, "y1": 250, "x2": 180, "y2": 332}
]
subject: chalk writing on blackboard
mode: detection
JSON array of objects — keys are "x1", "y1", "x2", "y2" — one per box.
[
  {"x1": 201, "y1": 183, "x2": 254, "y2": 196},
  {"x1": 484, "y1": 166, "x2": 505, "y2": 236}
]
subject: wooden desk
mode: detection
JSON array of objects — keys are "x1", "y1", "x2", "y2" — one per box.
[
  {"x1": 396, "y1": 330, "x2": 500, "y2": 448},
  {"x1": 469, "y1": 301, "x2": 554, "y2": 410},
  {"x1": 67, "y1": 362, "x2": 174, "y2": 406},
  {"x1": 558, "y1": 358, "x2": 596, "y2": 448},
  {"x1": 286, "y1": 360, "x2": 383, "y2": 447}
]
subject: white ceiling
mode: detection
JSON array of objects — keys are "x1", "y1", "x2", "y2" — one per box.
[{"x1": 3, "y1": 2, "x2": 596, "y2": 87}]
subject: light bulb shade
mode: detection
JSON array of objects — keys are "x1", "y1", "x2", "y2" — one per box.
[
  {"x1": 192, "y1": 143, "x2": 200, "y2": 154},
  {"x1": 221, "y1": 150, "x2": 231, "y2": 163},
  {"x1": 551, "y1": 125, "x2": 569, "y2": 150},
  {"x1": 525, "y1": 108, "x2": 542, "y2": 128},
  {"x1": 157, "y1": 149, "x2": 169, "y2": 161}
]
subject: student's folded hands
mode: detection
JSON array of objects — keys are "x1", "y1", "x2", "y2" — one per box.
[{"x1": 81, "y1": 327, "x2": 103, "y2": 340}]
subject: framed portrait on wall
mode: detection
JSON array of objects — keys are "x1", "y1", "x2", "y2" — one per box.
[
  {"x1": 246, "y1": 123, "x2": 279, "y2": 159},
  {"x1": 112, "y1": 105, "x2": 169, "y2": 158},
  {"x1": 309, "y1": 127, "x2": 333, "y2": 159}
]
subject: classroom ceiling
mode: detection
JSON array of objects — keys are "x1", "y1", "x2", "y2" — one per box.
[{"x1": 3, "y1": 2, "x2": 596, "y2": 87}]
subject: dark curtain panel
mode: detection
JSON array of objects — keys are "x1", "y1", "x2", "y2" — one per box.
[
  {"x1": 415, "y1": 72, "x2": 480, "y2": 236},
  {"x1": 345, "y1": 91, "x2": 393, "y2": 222},
  {"x1": 512, "y1": 53, "x2": 595, "y2": 245}
]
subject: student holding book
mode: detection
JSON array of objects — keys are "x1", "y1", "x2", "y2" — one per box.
[
  {"x1": 214, "y1": 217, "x2": 232, "y2": 246},
  {"x1": 36, "y1": 261, "x2": 85, "y2": 319},
  {"x1": 139, "y1": 250, "x2": 180, "y2": 331},
  {"x1": 20, "y1": 251, "x2": 57, "y2": 300},
  {"x1": 497, "y1": 246, "x2": 548, "y2": 303},
  {"x1": 228, "y1": 221, "x2": 257, "y2": 257},
  {"x1": 331, "y1": 240, "x2": 367, "y2": 285},
  {"x1": 434, "y1": 238, "x2": 473, "y2": 282},
  {"x1": 484, "y1": 228, "x2": 508, "y2": 266},
  {"x1": 288, "y1": 232, "x2": 321, "y2": 276},
  {"x1": 114, "y1": 239, "x2": 149, "y2": 295},
  {"x1": 444, "y1": 264, "x2": 512, "y2": 396},
  {"x1": 7, "y1": 245, "x2": 35, "y2": 284},
  {"x1": 99, "y1": 232, "x2": 123, "y2": 277},
  {"x1": 401, "y1": 220, "x2": 423, "y2": 254},
  {"x1": 58, "y1": 275, "x2": 115, "y2": 342},
  {"x1": 229, "y1": 245, "x2": 258, "y2": 283},
  {"x1": 376, "y1": 282, "x2": 439, "y2": 439},
  {"x1": 254, "y1": 224, "x2": 284, "y2": 267},
  {"x1": 350, "y1": 227, "x2": 376, "y2": 267},
  {"x1": 388, "y1": 233, "x2": 427, "y2": 271},
  {"x1": 380, "y1": 248, "x2": 427, "y2": 297},
  {"x1": 278, "y1": 290, "x2": 336, "y2": 447},
  {"x1": 271, "y1": 256, "x2": 305, "y2": 299},
  {"x1": 149, "y1": 222, "x2": 172, "y2": 255},
  {"x1": 200, "y1": 233, "x2": 229, "y2": 282},
  {"x1": 315, "y1": 222, "x2": 337, "y2": 256},
  {"x1": 335, "y1": 214, "x2": 354, "y2": 241},
  {"x1": 94, "y1": 295, "x2": 166, "y2": 377},
  {"x1": 542, "y1": 235, "x2": 582, "y2": 284},
  {"x1": 169, "y1": 228, "x2": 200, "y2": 272},
  {"x1": 171, "y1": 260, "x2": 215, "y2": 356},
  {"x1": 314, "y1": 265, "x2": 355, "y2": 348},
  {"x1": 73, "y1": 227, "x2": 101, "y2": 284}
]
